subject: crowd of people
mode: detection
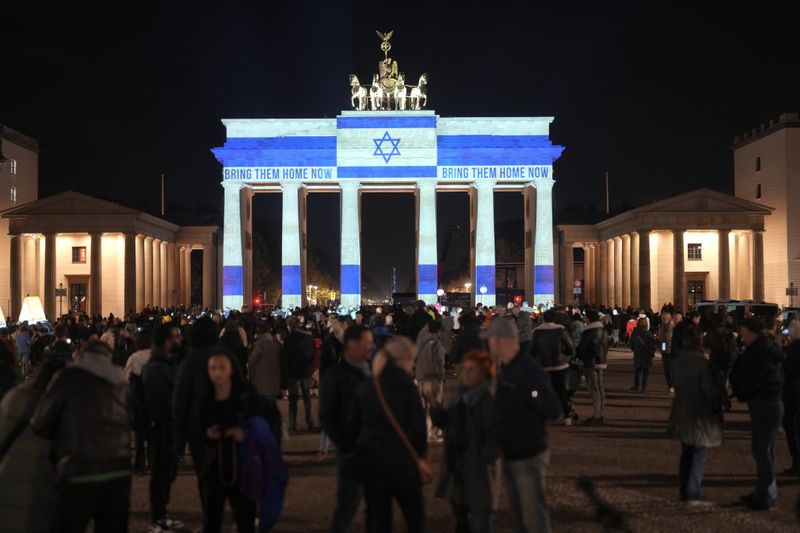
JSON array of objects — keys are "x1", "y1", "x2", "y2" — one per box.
[{"x1": 0, "y1": 298, "x2": 797, "y2": 532}]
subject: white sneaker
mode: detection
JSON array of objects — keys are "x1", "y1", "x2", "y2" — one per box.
[
  {"x1": 686, "y1": 499, "x2": 713, "y2": 507},
  {"x1": 565, "y1": 417, "x2": 573, "y2": 427}
]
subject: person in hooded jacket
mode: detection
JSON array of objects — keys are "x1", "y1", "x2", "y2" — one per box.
[
  {"x1": 531, "y1": 309, "x2": 575, "y2": 424},
  {"x1": 415, "y1": 320, "x2": 447, "y2": 441},
  {"x1": 31, "y1": 341, "x2": 133, "y2": 532},
  {"x1": 431, "y1": 350, "x2": 499, "y2": 533},
  {"x1": 577, "y1": 310, "x2": 609, "y2": 425},
  {"x1": 667, "y1": 324, "x2": 723, "y2": 505},
  {"x1": 630, "y1": 318, "x2": 655, "y2": 392},
  {"x1": 732, "y1": 318, "x2": 785, "y2": 510},
  {"x1": 280, "y1": 316, "x2": 315, "y2": 432},
  {"x1": 0, "y1": 358, "x2": 65, "y2": 533}
]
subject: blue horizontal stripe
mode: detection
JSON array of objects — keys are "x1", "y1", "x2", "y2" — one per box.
[
  {"x1": 282, "y1": 265, "x2": 301, "y2": 296},
  {"x1": 476, "y1": 265, "x2": 496, "y2": 296},
  {"x1": 223, "y1": 266, "x2": 243, "y2": 297},
  {"x1": 438, "y1": 135, "x2": 551, "y2": 148},
  {"x1": 225, "y1": 137, "x2": 336, "y2": 149},
  {"x1": 341, "y1": 264, "x2": 360, "y2": 295},
  {"x1": 418, "y1": 264, "x2": 438, "y2": 296},
  {"x1": 534, "y1": 265, "x2": 554, "y2": 297},
  {"x1": 338, "y1": 166, "x2": 437, "y2": 178},
  {"x1": 337, "y1": 116, "x2": 436, "y2": 129}
]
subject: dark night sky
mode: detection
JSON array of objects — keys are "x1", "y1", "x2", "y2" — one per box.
[{"x1": 3, "y1": 2, "x2": 799, "y2": 298}]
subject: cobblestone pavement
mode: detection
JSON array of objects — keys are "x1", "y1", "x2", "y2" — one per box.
[{"x1": 130, "y1": 349, "x2": 800, "y2": 532}]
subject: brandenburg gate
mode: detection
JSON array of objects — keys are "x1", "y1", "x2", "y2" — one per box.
[{"x1": 213, "y1": 32, "x2": 564, "y2": 310}]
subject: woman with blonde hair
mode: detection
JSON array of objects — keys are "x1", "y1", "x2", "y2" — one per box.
[{"x1": 348, "y1": 336, "x2": 428, "y2": 532}]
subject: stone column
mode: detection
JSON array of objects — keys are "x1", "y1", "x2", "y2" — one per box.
[
  {"x1": 416, "y1": 181, "x2": 438, "y2": 305},
  {"x1": 178, "y1": 246, "x2": 186, "y2": 307},
  {"x1": 522, "y1": 185, "x2": 536, "y2": 305},
  {"x1": 166, "y1": 243, "x2": 175, "y2": 307},
  {"x1": 241, "y1": 187, "x2": 254, "y2": 308},
  {"x1": 281, "y1": 181, "x2": 304, "y2": 310},
  {"x1": 340, "y1": 182, "x2": 362, "y2": 309},
  {"x1": 160, "y1": 241, "x2": 168, "y2": 306},
  {"x1": 152, "y1": 239, "x2": 162, "y2": 308},
  {"x1": 622, "y1": 234, "x2": 631, "y2": 307},
  {"x1": 222, "y1": 181, "x2": 244, "y2": 309},
  {"x1": 184, "y1": 248, "x2": 192, "y2": 307},
  {"x1": 631, "y1": 232, "x2": 640, "y2": 309},
  {"x1": 752, "y1": 230, "x2": 765, "y2": 301},
  {"x1": 124, "y1": 234, "x2": 136, "y2": 315},
  {"x1": 473, "y1": 180, "x2": 496, "y2": 307},
  {"x1": 203, "y1": 242, "x2": 217, "y2": 310},
  {"x1": 673, "y1": 230, "x2": 686, "y2": 312},
  {"x1": 561, "y1": 236, "x2": 574, "y2": 304},
  {"x1": 43, "y1": 233, "x2": 56, "y2": 321},
  {"x1": 532, "y1": 179, "x2": 555, "y2": 305},
  {"x1": 599, "y1": 240, "x2": 609, "y2": 306},
  {"x1": 135, "y1": 235, "x2": 144, "y2": 311},
  {"x1": 718, "y1": 229, "x2": 731, "y2": 301},
  {"x1": 90, "y1": 233, "x2": 102, "y2": 316},
  {"x1": 639, "y1": 230, "x2": 651, "y2": 310},
  {"x1": 593, "y1": 244, "x2": 602, "y2": 305},
  {"x1": 607, "y1": 239, "x2": 616, "y2": 307},
  {"x1": 144, "y1": 236, "x2": 153, "y2": 307},
  {"x1": 614, "y1": 236, "x2": 623, "y2": 307},
  {"x1": 581, "y1": 244, "x2": 591, "y2": 305},
  {"x1": 9, "y1": 235, "x2": 21, "y2": 320}
]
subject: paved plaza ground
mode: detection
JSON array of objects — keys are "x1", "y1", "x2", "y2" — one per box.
[{"x1": 130, "y1": 349, "x2": 800, "y2": 532}]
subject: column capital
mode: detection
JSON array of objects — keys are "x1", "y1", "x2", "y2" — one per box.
[
  {"x1": 472, "y1": 179, "x2": 497, "y2": 191},
  {"x1": 532, "y1": 178, "x2": 554, "y2": 190},
  {"x1": 221, "y1": 180, "x2": 244, "y2": 190},
  {"x1": 280, "y1": 180, "x2": 303, "y2": 190}
]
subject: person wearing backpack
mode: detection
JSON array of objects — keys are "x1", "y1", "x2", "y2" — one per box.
[
  {"x1": 415, "y1": 320, "x2": 446, "y2": 441},
  {"x1": 730, "y1": 318, "x2": 784, "y2": 510}
]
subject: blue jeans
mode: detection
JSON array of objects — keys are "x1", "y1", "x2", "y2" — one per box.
[
  {"x1": 679, "y1": 443, "x2": 708, "y2": 501},
  {"x1": 503, "y1": 449, "x2": 551, "y2": 533},
  {"x1": 634, "y1": 366, "x2": 650, "y2": 391},
  {"x1": 749, "y1": 398, "x2": 784, "y2": 504}
]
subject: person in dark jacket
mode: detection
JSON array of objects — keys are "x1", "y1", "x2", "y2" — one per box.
[
  {"x1": 201, "y1": 350, "x2": 274, "y2": 533},
  {"x1": 450, "y1": 313, "x2": 483, "y2": 365},
  {"x1": 319, "y1": 325, "x2": 374, "y2": 533},
  {"x1": 31, "y1": 341, "x2": 133, "y2": 533},
  {"x1": 783, "y1": 321, "x2": 800, "y2": 476},
  {"x1": 370, "y1": 314, "x2": 397, "y2": 351},
  {"x1": 733, "y1": 318, "x2": 785, "y2": 510},
  {"x1": 490, "y1": 318, "x2": 561, "y2": 533},
  {"x1": 630, "y1": 318, "x2": 655, "y2": 392},
  {"x1": 173, "y1": 317, "x2": 229, "y2": 507},
  {"x1": 407, "y1": 300, "x2": 433, "y2": 342},
  {"x1": 667, "y1": 324, "x2": 724, "y2": 504},
  {"x1": 142, "y1": 322, "x2": 184, "y2": 532},
  {"x1": 320, "y1": 316, "x2": 346, "y2": 375},
  {"x1": 577, "y1": 311, "x2": 610, "y2": 425},
  {"x1": 348, "y1": 336, "x2": 427, "y2": 533},
  {"x1": 280, "y1": 316, "x2": 315, "y2": 432},
  {"x1": 431, "y1": 349, "x2": 499, "y2": 533},
  {"x1": 704, "y1": 314, "x2": 738, "y2": 376},
  {"x1": 530, "y1": 309, "x2": 575, "y2": 423}
]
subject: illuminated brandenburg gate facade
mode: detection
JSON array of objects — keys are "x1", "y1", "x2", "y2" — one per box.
[{"x1": 213, "y1": 111, "x2": 564, "y2": 310}]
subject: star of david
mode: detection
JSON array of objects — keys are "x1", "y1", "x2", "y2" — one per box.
[{"x1": 372, "y1": 131, "x2": 401, "y2": 163}]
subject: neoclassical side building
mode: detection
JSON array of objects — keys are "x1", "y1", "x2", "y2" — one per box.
[
  {"x1": 556, "y1": 189, "x2": 772, "y2": 311},
  {"x1": 2, "y1": 191, "x2": 219, "y2": 319}
]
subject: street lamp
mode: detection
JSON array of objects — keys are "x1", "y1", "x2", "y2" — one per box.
[
  {"x1": 479, "y1": 285, "x2": 487, "y2": 295},
  {"x1": 436, "y1": 287, "x2": 445, "y2": 305},
  {"x1": 464, "y1": 282, "x2": 472, "y2": 292}
]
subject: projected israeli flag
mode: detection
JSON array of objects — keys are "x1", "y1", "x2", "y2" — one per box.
[{"x1": 336, "y1": 110, "x2": 438, "y2": 179}]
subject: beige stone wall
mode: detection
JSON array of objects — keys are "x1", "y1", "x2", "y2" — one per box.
[
  {"x1": 0, "y1": 137, "x2": 38, "y2": 318},
  {"x1": 650, "y1": 230, "x2": 674, "y2": 309},
  {"x1": 734, "y1": 130, "x2": 790, "y2": 304},
  {"x1": 684, "y1": 230, "x2": 719, "y2": 298}
]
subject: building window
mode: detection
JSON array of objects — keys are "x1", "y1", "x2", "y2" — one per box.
[
  {"x1": 756, "y1": 183, "x2": 762, "y2": 199},
  {"x1": 72, "y1": 246, "x2": 87, "y2": 264},
  {"x1": 9, "y1": 186, "x2": 15, "y2": 203},
  {"x1": 755, "y1": 156, "x2": 761, "y2": 172},
  {"x1": 687, "y1": 243, "x2": 702, "y2": 261},
  {"x1": 8, "y1": 159, "x2": 16, "y2": 175}
]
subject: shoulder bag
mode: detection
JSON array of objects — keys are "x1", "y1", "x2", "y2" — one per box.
[{"x1": 372, "y1": 375, "x2": 434, "y2": 486}]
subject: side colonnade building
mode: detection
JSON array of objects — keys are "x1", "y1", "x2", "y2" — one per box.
[
  {"x1": 2, "y1": 191, "x2": 219, "y2": 319},
  {"x1": 212, "y1": 110, "x2": 565, "y2": 310},
  {"x1": 557, "y1": 189, "x2": 772, "y2": 312}
]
